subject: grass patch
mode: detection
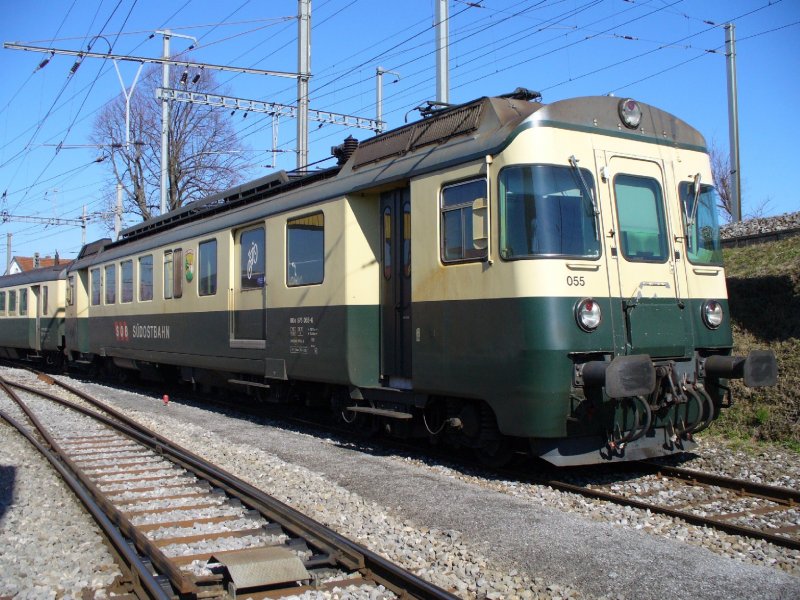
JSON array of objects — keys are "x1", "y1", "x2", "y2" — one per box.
[{"x1": 708, "y1": 236, "x2": 800, "y2": 451}]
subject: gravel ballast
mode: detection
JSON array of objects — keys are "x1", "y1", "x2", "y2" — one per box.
[
  {"x1": 0, "y1": 419, "x2": 120, "y2": 597},
  {"x1": 2, "y1": 366, "x2": 795, "y2": 599}
]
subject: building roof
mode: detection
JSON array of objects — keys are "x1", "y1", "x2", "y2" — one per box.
[{"x1": 11, "y1": 256, "x2": 59, "y2": 271}]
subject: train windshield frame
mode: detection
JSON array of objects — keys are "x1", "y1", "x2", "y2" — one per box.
[
  {"x1": 499, "y1": 164, "x2": 601, "y2": 260},
  {"x1": 679, "y1": 181, "x2": 724, "y2": 266}
]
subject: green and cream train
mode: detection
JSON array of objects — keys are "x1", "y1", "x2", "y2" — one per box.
[{"x1": 1, "y1": 92, "x2": 778, "y2": 465}]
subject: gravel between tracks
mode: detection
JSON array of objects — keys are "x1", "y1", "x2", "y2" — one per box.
[
  {"x1": 2, "y1": 366, "x2": 800, "y2": 599},
  {"x1": 0, "y1": 395, "x2": 121, "y2": 597}
]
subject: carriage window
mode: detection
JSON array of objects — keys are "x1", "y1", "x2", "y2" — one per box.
[
  {"x1": 91, "y1": 268, "x2": 102, "y2": 306},
  {"x1": 199, "y1": 239, "x2": 218, "y2": 296},
  {"x1": 67, "y1": 276, "x2": 74, "y2": 306},
  {"x1": 441, "y1": 179, "x2": 487, "y2": 262},
  {"x1": 679, "y1": 182, "x2": 723, "y2": 266},
  {"x1": 0, "y1": 291, "x2": 5, "y2": 314},
  {"x1": 164, "y1": 251, "x2": 173, "y2": 299},
  {"x1": 173, "y1": 248, "x2": 183, "y2": 299},
  {"x1": 104, "y1": 265, "x2": 117, "y2": 304},
  {"x1": 614, "y1": 174, "x2": 668, "y2": 263},
  {"x1": 139, "y1": 255, "x2": 153, "y2": 301},
  {"x1": 500, "y1": 165, "x2": 600, "y2": 259},
  {"x1": 9, "y1": 290, "x2": 16, "y2": 314},
  {"x1": 240, "y1": 227, "x2": 265, "y2": 290},
  {"x1": 287, "y1": 213, "x2": 324, "y2": 286},
  {"x1": 19, "y1": 289, "x2": 27, "y2": 315},
  {"x1": 43, "y1": 286, "x2": 49, "y2": 314},
  {"x1": 121, "y1": 260, "x2": 133, "y2": 303}
]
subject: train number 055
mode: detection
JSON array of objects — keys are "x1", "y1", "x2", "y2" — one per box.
[{"x1": 566, "y1": 276, "x2": 585, "y2": 287}]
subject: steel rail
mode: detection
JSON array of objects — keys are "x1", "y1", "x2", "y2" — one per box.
[
  {"x1": 9, "y1": 375, "x2": 458, "y2": 600},
  {"x1": 0, "y1": 380, "x2": 172, "y2": 600}
]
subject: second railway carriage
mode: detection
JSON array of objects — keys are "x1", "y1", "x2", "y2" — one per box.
[
  {"x1": 0, "y1": 263, "x2": 68, "y2": 365},
  {"x1": 62, "y1": 91, "x2": 777, "y2": 465}
]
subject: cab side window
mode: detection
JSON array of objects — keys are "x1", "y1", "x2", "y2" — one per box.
[{"x1": 441, "y1": 179, "x2": 487, "y2": 263}]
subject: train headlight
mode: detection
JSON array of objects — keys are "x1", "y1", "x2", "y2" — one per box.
[
  {"x1": 702, "y1": 300, "x2": 724, "y2": 329},
  {"x1": 618, "y1": 98, "x2": 642, "y2": 129},
  {"x1": 576, "y1": 298, "x2": 602, "y2": 332}
]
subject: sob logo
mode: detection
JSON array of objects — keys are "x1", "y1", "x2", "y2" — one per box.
[{"x1": 114, "y1": 321, "x2": 130, "y2": 342}]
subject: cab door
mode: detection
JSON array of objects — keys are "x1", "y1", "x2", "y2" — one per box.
[
  {"x1": 230, "y1": 224, "x2": 267, "y2": 348},
  {"x1": 601, "y1": 154, "x2": 689, "y2": 358}
]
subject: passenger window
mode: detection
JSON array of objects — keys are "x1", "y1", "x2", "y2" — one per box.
[
  {"x1": 441, "y1": 179, "x2": 487, "y2": 262},
  {"x1": 287, "y1": 213, "x2": 324, "y2": 286},
  {"x1": 121, "y1": 260, "x2": 133, "y2": 303},
  {"x1": 240, "y1": 228, "x2": 265, "y2": 290},
  {"x1": 199, "y1": 239, "x2": 218, "y2": 296},
  {"x1": 91, "y1": 268, "x2": 102, "y2": 306},
  {"x1": 104, "y1": 264, "x2": 117, "y2": 304},
  {"x1": 67, "y1": 276, "x2": 74, "y2": 307},
  {"x1": 173, "y1": 249, "x2": 183, "y2": 299},
  {"x1": 9, "y1": 290, "x2": 16, "y2": 314},
  {"x1": 614, "y1": 174, "x2": 669, "y2": 263},
  {"x1": 164, "y1": 251, "x2": 173, "y2": 299},
  {"x1": 43, "y1": 286, "x2": 49, "y2": 315},
  {"x1": 20, "y1": 289, "x2": 28, "y2": 315},
  {"x1": 0, "y1": 291, "x2": 5, "y2": 314},
  {"x1": 139, "y1": 255, "x2": 153, "y2": 301},
  {"x1": 382, "y1": 207, "x2": 392, "y2": 280}
]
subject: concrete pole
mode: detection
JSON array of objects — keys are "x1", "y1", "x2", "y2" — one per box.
[
  {"x1": 376, "y1": 66, "x2": 384, "y2": 133},
  {"x1": 725, "y1": 24, "x2": 742, "y2": 222},
  {"x1": 160, "y1": 31, "x2": 171, "y2": 215},
  {"x1": 376, "y1": 66, "x2": 400, "y2": 133},
  {"x1": 297, "y1": 0, "x2": 311, "y2": 170},
  {"x1": 6, "y1": 233, "x2": 11, "y2": 275},
  {"x1": 435, "y1": 0, "x2": 449, "y2": 104}
]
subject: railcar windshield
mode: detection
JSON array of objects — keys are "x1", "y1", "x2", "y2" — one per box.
[
  {"x1": 679, "y1": 181, "x2": 723, "y2": 266},
  {"x1": 500, "y1": 164, "x2": 600, "y2": 259}
]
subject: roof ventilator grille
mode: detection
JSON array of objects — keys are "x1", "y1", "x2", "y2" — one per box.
[{"x1": 352, "y1": 101, "x2": 483, "y2": 168}]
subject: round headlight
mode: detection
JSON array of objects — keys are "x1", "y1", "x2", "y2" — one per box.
[
  {"x1": 618, "y1": 98, "x2": 642, "y2": 129},
  {"x1": 702, "y1": 300, "x2": 724, "y2": 329},
  {"x1": 576, "y1": 298, "x2": 602, "y2": 332}
]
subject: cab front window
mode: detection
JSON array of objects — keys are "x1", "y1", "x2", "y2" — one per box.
[
  {"x1": 500, "y1": 164, "x2": 600, "y2": 259},
  {"x1": 679, "y1": 181, "x2": 723, "y2": 266}
]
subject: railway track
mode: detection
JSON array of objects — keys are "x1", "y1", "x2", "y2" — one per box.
[
  {"x1": 165, "y1": 377, "x2": 800, "y2": 554},
  {"x1": 523, "y1": 461, "x2": 800, "y2": 552},
  {"x1": 0, "y1": 371, "x2": 458, "y2": 600}
]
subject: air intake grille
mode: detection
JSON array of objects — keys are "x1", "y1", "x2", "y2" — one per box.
[{"x1": 353, "y1": 101, "x2": 483, "y2": 168}]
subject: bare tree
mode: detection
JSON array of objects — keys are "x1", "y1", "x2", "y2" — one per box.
[
  {"x1": 92, "y1": 65, "x2": 248, "y2": 222},
  {"x1": 709, "y1": 141, "x2": 733, "y2": 222}
]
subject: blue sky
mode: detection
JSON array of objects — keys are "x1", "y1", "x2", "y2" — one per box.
[{"x1": 1, "y1": 0, "x2": 798, "y2": 265}]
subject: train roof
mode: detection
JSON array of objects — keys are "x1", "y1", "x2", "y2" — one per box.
[
  {"x1": 70, "y1": 92, "x2": 706, "y2": 268},
  {"x1": 0, "y1": 263, "x2": 70, "y2": 287}
]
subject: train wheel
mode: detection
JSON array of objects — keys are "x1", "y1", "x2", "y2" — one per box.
[{"x1": 474, "y1": 439, "x2": 513, "y2": 468}]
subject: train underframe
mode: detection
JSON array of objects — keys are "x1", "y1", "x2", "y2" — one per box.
[{"x1": 54, "y1": 346, "x2": 777, "y2": 467}]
